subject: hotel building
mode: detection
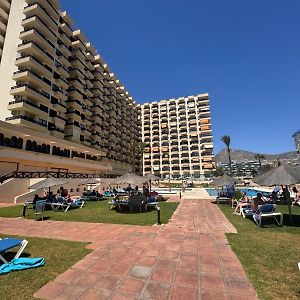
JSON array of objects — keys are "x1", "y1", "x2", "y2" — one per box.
[
  {"x1": 0, "y1": 0, "x2": 140, "y2": 184},
  {"x1": 140, "y1": 94, "x2": 214, "y2": 179}
]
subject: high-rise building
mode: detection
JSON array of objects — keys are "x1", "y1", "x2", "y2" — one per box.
[
  {"x1": 141, "y1": 93, "x2": 214, "y2": 179},
  {"x1": 0, "y1": 0, "x2": 139, "y2": 177}
]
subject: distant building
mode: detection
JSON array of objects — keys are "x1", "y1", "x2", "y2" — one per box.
[
  {"x1": 141, "y1": 94, "x2": 214, "y2": 179},
  {"x1": 217, "y1": 160, "x2": 260, "y2": 177}
]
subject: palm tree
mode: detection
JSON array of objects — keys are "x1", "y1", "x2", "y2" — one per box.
[
  {"x1": 254, "y1": 154, "x2": 265, "y2": 173},
  {"x1": 221, "y1": 135, "x2": 232, "y2": 176}
]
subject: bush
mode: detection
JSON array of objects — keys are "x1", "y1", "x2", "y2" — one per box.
[{"x1": 234, "y1": 190, "x2": 242, "y2": 200}]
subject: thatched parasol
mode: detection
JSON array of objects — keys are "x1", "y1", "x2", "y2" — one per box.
[
  {"x1": 253, "y1": 164, "x2": 300, "y2": 224},
  {"x1": 144, "y1": 173, "x2": 160, "y2": 193},
  {"x1": 144, "y1": 173, "x2": 160, "y2": 181},
  {"x1": 210, "y1": 174, "x2": 240, "y2": 187},
  {"x1": 114, "y1": 172, "x2": 147, "y2": 186},
  {"x1": 29, "y1": 178, "x2": 70, "y2": 193}
]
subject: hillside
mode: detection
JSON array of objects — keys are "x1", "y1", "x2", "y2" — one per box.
[{"x1": 215, "y1": 149, "x2": 297, "y2": 163}]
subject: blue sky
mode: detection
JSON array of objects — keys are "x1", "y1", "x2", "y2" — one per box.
[{"x1": 60, "y1": 0, "x2": 300, "y2": 154}]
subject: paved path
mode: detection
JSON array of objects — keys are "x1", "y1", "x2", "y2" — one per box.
[{"x1": 0, "y1": 199, "x2": 258, "y2": 300}]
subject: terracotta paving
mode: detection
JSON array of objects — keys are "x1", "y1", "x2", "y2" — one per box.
[{"x1": 0, "y1": 198, "x2": 258, "y2": 300}]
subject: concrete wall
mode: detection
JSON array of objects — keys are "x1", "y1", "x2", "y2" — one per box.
[
  {"x1": 0, "y1": 0, "x2": 25, "y2": 120},
  {"x1": 0, "y1": 178, "x2": 30, "y2": 202}
]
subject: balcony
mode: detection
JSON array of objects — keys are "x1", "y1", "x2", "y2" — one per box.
[
  {"x1": 20, "y1": 28, "x2": 55, "y2": 56},
  {"x1": 16, "y1": 55, "x2": 52, "y2": 79},
  {"x1": 22, "y1": 16, "x2": 56, "y2": 43},
  {"x1": 6, "y1": 115, "x2": 48, "y2": 132},
  {"x1": 17, "y1": 42, "x2": 53, "y2": 66},
  {"x1": 7, "y1": 98, "x2": 49, "y2": 120},
  {"x1": 23, "y1": 3, "x2": 58, "y2": 32},
  {"x1": 25, "y1": 0, "x2": 60, "y2": 20},
  {"x1": 58, "y1": 43, "x2": 71, "y2": 58},
  {"x1": 11, "y1": 84, "x2": 50, "y2": 105},
  {"x1": 13, "y1": 70, "x2": 51, "y2": 92}
]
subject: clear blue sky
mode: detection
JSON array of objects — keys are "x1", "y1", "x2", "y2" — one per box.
[{"x1": 60, "y1": 0, "x2": 300, "y2": 155}]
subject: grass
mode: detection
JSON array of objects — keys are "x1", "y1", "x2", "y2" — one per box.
[
  {"x1": 0, "y1": 235, "x2": 91, "y2": 300},
  {"x1": 218, "y1": 203, "x2": 300, "y2": 300},
  {"x1": 0, "y1": 199, "x2": 179, "y2": 226}
]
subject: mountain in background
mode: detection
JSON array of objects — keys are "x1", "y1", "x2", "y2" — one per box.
[{"x1": 215, "y1": 149, "x2": 297, "y2": 163}]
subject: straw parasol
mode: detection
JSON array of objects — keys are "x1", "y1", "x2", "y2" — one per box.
[
  {"x1": 253, "y1": 164, "x2": 300, "y2": 224},
  {"x1": 29, "y1": 177, "x2": 70, "y2": 193},
  {"x1": 144, "y1": 173, "x2": 160, "y2": 181},
  {"x1": 114, "y1": 172, "x2": 147, "y2": 186},
  {"x1": 144, "y1": 173, "x2": 160, "y2": 193},
  {"x1": 210, "y1": 174, "x2": 240, "y2": 187}
]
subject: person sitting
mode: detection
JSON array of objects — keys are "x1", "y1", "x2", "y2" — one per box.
[
  {"x1": 233, "y1": 191, "x2": 249, "y2": 214},
  {"x1": 60, "y1": 188, "x2": 68, "y2": 198},
  {"x1": 32, "y1": 194, "x2": 40, "y2": 209},
  {"x1": 292, "y1": 187, "x2": 300, "y2": 206},
  {"x1": 252, "y1": 192, "x2": 265, "y2": 212},
  {"x1": 91, "y1": 189, "x2": 97, "y2": 196}
]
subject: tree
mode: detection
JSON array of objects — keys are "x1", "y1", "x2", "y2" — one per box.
[
  {"x1": 221, "y1": 135, "x2": 232, "y2": 176},
  {"x1": 261, "y1": 164, "x2": 273, "y2": 173},
  {"x1": 212, "y1": 166, "x2": 224, "y2": 177},
  {"x1": 254, "y1": 154, "x2": 265, "y2": 173}
]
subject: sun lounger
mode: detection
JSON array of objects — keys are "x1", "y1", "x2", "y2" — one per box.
[
  {"x1": 108, "y1": 199, "x2": 129, "y2": 210},
  {"x1": 0, "y1": 238, "x2": 28, "y2": 264},
  {"x1": 51, "y1": 199, "x2": 84, "y2": 212},
  {"x1": 253, "y1": 204, "x2": 283, "y2": 227},
  {"x1": 241, "y1": 206, "x2": 254, "y2": 218},
  {"x1": 216, "y1": 196, "x2": 231, "y2": 205}
]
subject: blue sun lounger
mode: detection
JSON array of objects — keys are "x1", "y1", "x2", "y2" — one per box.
[{"x1": 0, "y1": 238, "x2": 28, "y2": 264}]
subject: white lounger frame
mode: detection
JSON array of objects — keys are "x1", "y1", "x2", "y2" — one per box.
[{"x1": 0, "y1": 238, "x2": 28, "y2": 264}]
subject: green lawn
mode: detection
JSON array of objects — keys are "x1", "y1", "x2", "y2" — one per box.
[
  {"x1": 0, "y1": 235, "x2": 91, "y2": 300},
  {"x1": 218, "y1": 203, "x2": 300, "y2": 300},
  {"x1": 0, "y1": 199, "x2": 179, "y2": 226}
]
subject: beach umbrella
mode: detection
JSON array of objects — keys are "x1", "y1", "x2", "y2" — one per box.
[
  {"x1": 210, "y1": 174, "x2": 240, "y2": 187},
  {"x1": 144, "y1": 173, "x2": 160, "y2": 193},
  {"x1": 29, "y1": 177, "x2": 70, "y2": 193},
  {"x1": 144, "y1": 173, "x2": 160, "y2": 181},
  {"x1": 253, "y1": 164, "x2": 300, "y2": 224},
  {"x1": 114, "y1": 172, "x2": 147, "y2": 186}
]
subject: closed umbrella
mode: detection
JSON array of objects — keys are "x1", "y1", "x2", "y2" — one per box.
[{"x1": 253, "y1": 164, "x2": 300, "y2": 224}]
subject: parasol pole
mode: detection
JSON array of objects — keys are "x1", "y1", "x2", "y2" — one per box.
[{"x1": 286, "y1": 185, "x2": 293, "y2": 225}]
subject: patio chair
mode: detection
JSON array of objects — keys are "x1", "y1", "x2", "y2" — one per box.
[
  {"x1": 145, "y1": 195, "x2": 159, "y2": 211},
  {"x1": 253, "y1": 204, "x2": 283, "y2": 227},
  {"x1": 0, "y1": 238, "x2": 28, "y2": 264},
  {"x1": 35, "y1": 200, "x2": 46, "y2": 221}
]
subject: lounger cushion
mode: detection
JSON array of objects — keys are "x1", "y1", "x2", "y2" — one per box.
[
  {"x1": 0, "y1": 239, "x2": 22, "y2": 253},
  {"x1": 259, "y1": 204, "x2": 274, "y2": 213}
]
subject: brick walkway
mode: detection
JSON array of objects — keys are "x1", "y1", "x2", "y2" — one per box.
[{"x1": 0, "y1": 199, "x2": 258, "y2": 300}]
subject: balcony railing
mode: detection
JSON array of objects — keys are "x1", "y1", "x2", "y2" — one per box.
[{"x1": 6, "y1": 115, "x2": 47, "y2": 128}]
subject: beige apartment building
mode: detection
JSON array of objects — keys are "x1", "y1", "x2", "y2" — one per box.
[
  {"x1": 0, "y1": 0, "x2": 139, "y2": 181},
  {"x1": 141, "y1": 94, "x2": 214, "y2": 179}
]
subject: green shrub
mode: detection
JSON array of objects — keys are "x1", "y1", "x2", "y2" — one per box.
[{"x1": 234, "y1": 190, "x2": 242, "y2": 200}]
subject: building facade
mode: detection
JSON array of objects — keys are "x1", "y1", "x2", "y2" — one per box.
[
  {"x1": 140, "y1": 94, "x2": 214, "y2": 179},
  {"x1": 0, "y1": 0, "x2": 139, "y2": 177},
  {"x1": 217, "y1": 160, "x2": 261, "y2": 177}
]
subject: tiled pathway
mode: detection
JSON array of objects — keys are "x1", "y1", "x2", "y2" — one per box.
[{"x1": 0, "y1": 199, "x2": 258, "y2": 300}]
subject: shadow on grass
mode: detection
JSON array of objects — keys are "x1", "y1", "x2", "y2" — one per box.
[
  {"x1": 283, "y1": 214, "x2": 300, "y2": 227},
  {"x1": 0, "y1": 251, "x2": 31, "y2": 264}
]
